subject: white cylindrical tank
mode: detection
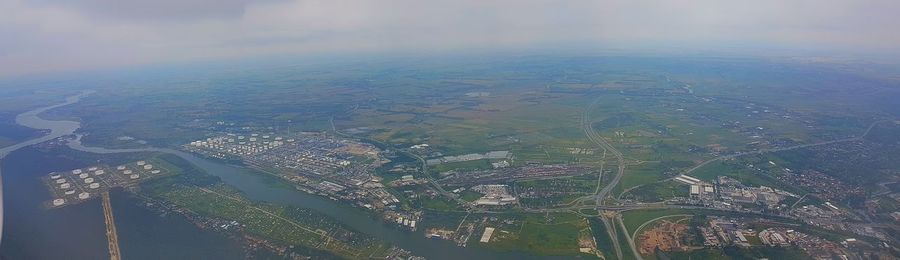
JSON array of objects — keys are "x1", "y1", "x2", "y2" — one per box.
[
  {"x1": 84, "y1": 178, "x2": 94, "y2": 184},
  {"x1": 117, "y1": 166, "x2": 126, "y2": 170},
  {"x1": 137, "y1": 161, "x2": 147, "y2": 166},
  {"x1": 52, "y1": 199, "x2": 65, "y2": 206},
  {"x1": 55, "y1": 179, "x2": 67, "y2": 184},
  {"x1": 60, "y1": 183, "x2": 71, "y2": 189},
  {"x1": 94, "y1": 170, "x2": 105, "y2": 175},
  {"x1": 64, "y1": 190, "x2": 76, "y2": 195},
  {"x1": 88, "y1": 167, "x2": 98, "y2": 171},
  {"x1": 143, "y1": 165, "x2": 153, "y2": 170},
  {"x1": 89, "y1": 183, "x2": 101, "y2": 189},
  {"x1": 79, "y1": 173, "x2": 89, "y2": 179},
  {"x1": 130, "y1": 174, "x2": 140, "y2": 179},
  {"x1": 72, "y1": 169, "x2": 83, "y2": 174},
  {"x1": 123, "y1": 170, "x2": 133, "y2": 175},
  {"x1": 50, "y1": 173, "x2": 61, "y2": 179},
  {"x1": 151, "y1": 170, "x2": 161, "y2": 174},
  {"x1": 78, "y1": 192, "x2": 90, "y2": 200}
]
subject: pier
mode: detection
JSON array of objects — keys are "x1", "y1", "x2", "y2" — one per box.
[{"x1": 101, "y1": 192, "x2": 121, "y2": 260}]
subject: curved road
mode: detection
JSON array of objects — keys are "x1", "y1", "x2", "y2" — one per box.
[
  {"x1": 579, "y1": 97, "x2": 633, "y2": 260},
  {"x1": 582, "y1": 98, "x2": 626, "y2": 205}
]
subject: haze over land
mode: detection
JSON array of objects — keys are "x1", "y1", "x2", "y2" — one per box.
[
  {"x1": 3, "y1": 1, "x2": 900, "y2": 260},
  {"x1": 4, "y1": 0, "x2": 900, "y2": 77}
]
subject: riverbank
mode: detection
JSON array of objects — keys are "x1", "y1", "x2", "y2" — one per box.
[{"x1": 1, "y1": 92, "x2": 545, "y2": 259}]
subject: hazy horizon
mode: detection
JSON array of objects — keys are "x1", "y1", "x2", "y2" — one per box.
[{"x1": 3, "y1": 0, "x2": 900, "y2": 78}]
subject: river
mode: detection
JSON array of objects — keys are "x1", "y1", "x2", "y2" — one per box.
[{"x1": 1, "y1": 93, "x2": 543, "y2": 259}]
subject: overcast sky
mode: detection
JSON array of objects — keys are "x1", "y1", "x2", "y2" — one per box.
[{"x1": 2, "y1": 0, "x2": 899, "y2": 78}]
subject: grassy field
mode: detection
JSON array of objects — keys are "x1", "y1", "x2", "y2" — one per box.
[
  {"x1": 691, "y1": 158, "x2": 807, "y2": 195},
  {"x1": 157, "y1": 184, "x2": 395, "y2": 258},
  {"x1": 615, "y1": 222, "x2": 637, "y2": 260},
  {"x1": 622, "y1": 180, "x2": 688, "y2": 202},
  {"x1": 15, "y1": 56, "x2": 900, "y2": 259},
  {"x1": 481, "y1": 213, "x2": 586, "y2": 256},
  {"x1": 138, "y1": 155, "x2": 396, "y2": 259},
  {"x1": 614, "y1": 162, "x2": 670, "y2": 197},
  {"x1": 459, "y1": 190, "x2": 484, "y2": 202},
  {"x1": 589, "y1": 218, "x2": 619, "y2": 260},
  {"x1": 431, "y1": 159, "x2": 494, "y2": 173},
  {"x1": 621, "y1": 209, "x2": 691, "y2": 234},
  {"x1": 28, "y1": 56, "x2": 896, "y2": 199}
]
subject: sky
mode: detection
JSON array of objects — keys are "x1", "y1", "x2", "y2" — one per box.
[{"x1": 2, "y1": 0, "x2": 900, "y2": 78}]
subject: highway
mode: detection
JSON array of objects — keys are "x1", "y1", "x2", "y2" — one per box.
[
  {"x1": 617, "y1": 119, "x2": 895, "y2": 198},
  {"x1": 683, "y1": 119, "x2": 891, "y2": 176},
  {"x1": 582, "y1": 98, "x2": 627, "y2": 205},
  {"x1": 629, "y1": 214, "x2": 693, "y2": 244},
  {"x1": 329, "y1": 105, "x2": 894, "y2": 259},
  {"x1": 598, "y1": 215, "x2": 623, "y2": 260},
  {"x1": 616, "y1": 214, "x2": 643, "y2": 260},
  {"x1": 330, "y1": 117, "x2": 463, "y2": 204},
  {"x1": 579, "y1": 97, "x2": 632, "y2": 259}
]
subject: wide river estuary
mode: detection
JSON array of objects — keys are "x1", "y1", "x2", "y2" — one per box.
[{"x1": 0, "y1": 92, "x2": 543, "y2": 259}]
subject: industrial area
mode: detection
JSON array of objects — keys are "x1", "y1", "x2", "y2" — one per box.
[
  {"x1": 182, "y1": 131, "x2": 428, "y2": 226},
  {"x1": 184, "y1": 131, "x2": 402, "y2": 206},
  {"x1": 42, "y1": 160, "x2": 170, "y2": 208},
  {"x1": 439, "y1": 164, "x2": 590, "y2": 186},
  {"x1": 39, "y1": 159, "x2": 171, "y2": 260}
]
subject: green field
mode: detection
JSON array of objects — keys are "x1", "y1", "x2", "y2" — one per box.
[
  {"x1": 589, "y1": 218, "x2": 619, "y2": 260},
  {"x1": 621, "y1": 209, "x2": 691, "y2": 234},
  {"x1": 480, "y1": 213, "x2": 586, "y2": 256},
  {"x1": 137, "y1": 155, "x2": 396, "y2": 259},
  {"x1": 9, "y1": 55, "x2": 900, "y2": 258},
  {"x1": 621, "y1": 180, "x2": 688, "y2": 202}
]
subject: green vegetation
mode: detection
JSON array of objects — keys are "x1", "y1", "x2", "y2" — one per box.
[
  {"x1": 431, "y1": 159, "x2": 493, "y2": 173},
  {"x1": 589, "y1": 218, "x2": 618, "y2": 260},
  {"x1": 0, "y1": 120, "x2": 41, "y2": 148},
  {"x1": 622, "y1": 180, "x2": 688, "y2": 202},
  {"x1": 615, "y1": 223, "x2": 637, "y2": 260},
  {"x1": 9, "y1": 56, "x2": 900, "y2": 259},
  {"x1": 691, "y1": 159, "x2": 805, "y2": 195},
  {"x1": 459, "y1": 190, "x2": 484, "y2": 202},
  {"x1": 621, "y1": 209, "x2": 691, "y2": 234},
  {"x1": 614, "y1": 162, "x2": 669, "y2": 197},
  {"x1": 481, "y1": 214, "x2": 586, "y2": 256},
  {"x1": 516, "y1": 176, "x2": 597, "y2": 207},
  {"x1": 141, "y1": 155, "x2": 395, "y2": 259},
  {"x1": 419, "y1": 196, "x2": 461, "y2": 211}
]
